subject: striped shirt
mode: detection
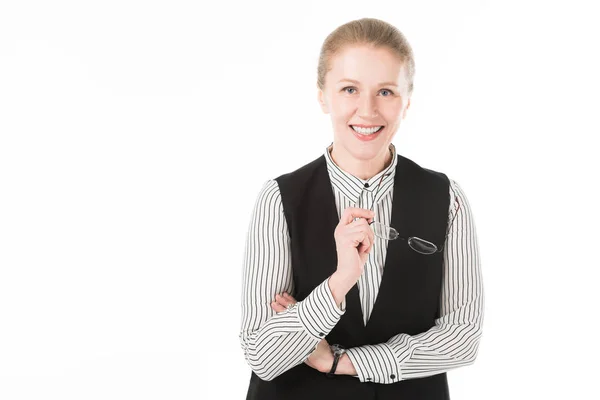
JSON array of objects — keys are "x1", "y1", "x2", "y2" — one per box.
[{"x1": 239, "y1": 142, "x2": 484, "y2": 384}]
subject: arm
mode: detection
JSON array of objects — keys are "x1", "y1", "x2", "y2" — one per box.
[
  {"x1": 343, "y1": 179, "x2": 484, "y2": 384},
  {"x1": 239, "y1": 179, "x2": 347, "y2": 381}
]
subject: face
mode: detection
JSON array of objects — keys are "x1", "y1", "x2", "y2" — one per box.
[{"x1": 317, "y1": 45, "x2": 411, "y2": 163}]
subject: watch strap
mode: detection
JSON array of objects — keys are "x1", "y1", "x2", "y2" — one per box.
[{"x1": 326, "y1": 344, "x2": 345, "y2": 378}]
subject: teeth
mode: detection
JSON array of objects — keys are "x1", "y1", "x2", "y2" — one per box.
[{"x1": 351, "y1": 125, "x2": 383, "y2": 135}]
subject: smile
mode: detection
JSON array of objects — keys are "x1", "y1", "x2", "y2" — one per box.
[
  {"x1": 349, "y1": 125, "x2": 384, "y2": 142},
  {"x1": 350, "y1": 125, "x2": 383, "y2": 135}
]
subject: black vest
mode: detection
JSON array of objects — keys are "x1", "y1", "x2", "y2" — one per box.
[{"x1": 246, "y1": 152, "x2": 451, "y2": 400}]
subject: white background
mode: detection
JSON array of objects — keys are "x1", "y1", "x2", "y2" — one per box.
[{"x1": 1, "y1": 0, "x2": 599, "y2": 399}]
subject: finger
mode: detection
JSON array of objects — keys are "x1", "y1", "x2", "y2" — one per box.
[
  {"x1": 347, "y1": 217, "x2": 370, "y2": 227},
  {"x1": 348, "y1": 231, "x2": 368, "y2": 248},
  {"x1": 344, "y1": 220, "x2": 370, "y2": 237},
  {"x1": 363, "y1": 225, "x2": 374, "y2": 251},
  {"x1": 346, "y1": 220, "x2": 371, "y2": 233},
  {"x1": 282, "y1": 292, "x2": 297, "y2": 303},
  {"x1": 358, "y1": 234, "x2": 371, "y2": 254},
  {"x1": 346, "y1": 225, "x2": 373, "y2": 244},
  {"x1": 341, "y1": 207, "x2": 375, "y2": 225},
  {"x1": 367, "y1": 223, "x2": 375, "y2": 252},
  {"x1": 275, "y1": 293, "x2": 293, "y2": 307},
  {"x1": 271, "y1": 301, "x2": 286, "y2": 313}
]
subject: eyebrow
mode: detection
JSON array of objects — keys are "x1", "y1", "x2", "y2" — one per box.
[{"x1": 337, "y1": 78, "x2": 399, "y2": 87}]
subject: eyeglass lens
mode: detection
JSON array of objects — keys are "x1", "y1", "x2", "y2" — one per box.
[
  {"x1": 370, "y1": 219, "x2": 439, "y2": 254},
  {"x1": 352, "y1": 147, "x2": 447, "y2": 255},
  {"x1": 370, "y1": 221, "x2": 399, "y2": 240},
  {"x1": 407, "y1": 237, "x2": 438, "y2": 254}
]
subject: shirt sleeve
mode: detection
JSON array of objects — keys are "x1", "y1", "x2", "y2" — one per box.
[
  {"x1": 344, "y1": 179, "x2": 484, "y2": 384},
  {"x1": 239, "y1": 179, "x2": 346, "y2": 381}
]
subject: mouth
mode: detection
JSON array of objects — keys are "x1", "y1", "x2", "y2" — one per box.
[{"x1": 349, "y1": 125, "x2": 384, "y2": 141}]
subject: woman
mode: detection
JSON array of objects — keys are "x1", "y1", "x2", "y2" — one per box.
[{"x1": 239, "y1": 18, "x2": 484, "y2": 400}]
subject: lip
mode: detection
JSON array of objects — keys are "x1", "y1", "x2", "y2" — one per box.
[{"x1": 349, "y1": 125, "x2": 384, "y2": 142}]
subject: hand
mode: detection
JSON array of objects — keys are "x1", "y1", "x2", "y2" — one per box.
[
  {"x1": 304, "y1": 338, "x2": 334, "y2": 373},
  {"x1": 270, "y1": 291, "x2": 297, "y2": 313},
  {"x1": 271, "y1": 292, "x2": 350, "y2": 374},
  {"x1": 334, "y1": 207, "x2": 375, "y2": 281},
  {"x1": 271, "y1": 293, "x2": 334, "y2": 373}
]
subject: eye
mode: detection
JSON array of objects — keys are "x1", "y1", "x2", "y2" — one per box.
[{"x1": 341, "y1": 86, "x2": 394, "y2": 96}]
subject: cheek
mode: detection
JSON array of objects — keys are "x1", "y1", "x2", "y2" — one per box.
[
  {"x1": 331, "y1": 105, "x2": 356, "y2": 123},
  {"x1": 330, "y1": 96, "x2": 353, "y2": 111},
  {"x1": 381, "y1": 100, "x2": 403, "y2": 114}
]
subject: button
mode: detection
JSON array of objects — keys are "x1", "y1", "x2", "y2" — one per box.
[
  {"x1": 319, "y1": 332, "x2": 324, "y2": 337},
  {"x1": 390, "y1": 374, "x2": 396, "y2": 379},
  {"x1": 366, "y1": 377, "x2": 372, "y2": 381},
  {"x1": 364, "y1": 183, "x2": 370, "y2": 188}
]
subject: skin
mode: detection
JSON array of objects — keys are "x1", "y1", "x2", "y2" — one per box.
[
  {"x1": 318, "y1": 44, "x2": 411, "y2": 180},
  {"x1": 270, "y1": 44, "x2": 413, "y2": 376}
]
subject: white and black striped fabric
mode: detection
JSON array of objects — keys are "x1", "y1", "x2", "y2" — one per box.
[{"x1": 239, "y1": 142, "x2": 484, "y2": 384}]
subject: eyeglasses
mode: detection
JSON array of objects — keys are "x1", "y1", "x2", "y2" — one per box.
[{"x1": 357, "y1": 171, "x2": 461, "y2": 255}]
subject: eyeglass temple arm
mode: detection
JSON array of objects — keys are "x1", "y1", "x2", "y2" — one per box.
[{"x1": 436, "y1": 200, "x2": 462, "y2": 252}]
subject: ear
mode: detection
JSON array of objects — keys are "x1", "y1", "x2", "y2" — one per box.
[{"x1": 317, "y1": 89, "x2": 329, "y2": 114}]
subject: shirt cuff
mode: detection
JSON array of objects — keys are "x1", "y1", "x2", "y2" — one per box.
[
  {"x1": 296, "y1": 276, "x2": 346, "y2": 339},
  {"x1": 339, "y1": 296, "x2": 346, "y2": 311},
  {"x1": 345, "y1": 344, "x2": 400, "y2": 384}
]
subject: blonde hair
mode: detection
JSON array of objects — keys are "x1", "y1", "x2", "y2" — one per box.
[{"x1": 317, "y1": 18, "x2": 415, "y2": 96}]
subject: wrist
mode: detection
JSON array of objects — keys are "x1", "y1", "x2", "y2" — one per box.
[
  {"x1": 329, "y1": 272, "x2": 355, "y2": 304},
  {"x1": 335, "y1": 353, "x2": 357, "y2": 376},
  {"x1": 326, "y1": 344, "x2": 346, "y2": 378}
]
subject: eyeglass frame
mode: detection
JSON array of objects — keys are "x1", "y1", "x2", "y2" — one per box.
[{"x1": 357, "y1": 168, "x2": 461, "y2": 255}]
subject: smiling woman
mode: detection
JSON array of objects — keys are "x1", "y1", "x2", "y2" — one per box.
[{"x1": 239, "y1": 17, "x2": 483, "y2": 400}]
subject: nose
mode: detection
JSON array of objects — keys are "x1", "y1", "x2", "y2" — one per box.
[{"x1": 357, "y1": 94, "x2": 378, "y2": 118}]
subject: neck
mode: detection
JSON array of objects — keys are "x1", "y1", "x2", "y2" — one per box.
[{"x1": 329, "y1": 143, "x2": 393, "y2": 180}]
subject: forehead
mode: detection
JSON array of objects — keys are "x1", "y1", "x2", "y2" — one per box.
[{"x1": 327, "y1": 45, "x2": 407, "y2": 86}]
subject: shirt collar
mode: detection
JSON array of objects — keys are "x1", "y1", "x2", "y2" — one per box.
[{"x1": 324, "y1": 141, "x2": 397, "y2": 205}]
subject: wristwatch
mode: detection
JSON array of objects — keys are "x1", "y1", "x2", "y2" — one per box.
[{"x1": 326, "y1": 344, "x2": 346, "y2": 378}]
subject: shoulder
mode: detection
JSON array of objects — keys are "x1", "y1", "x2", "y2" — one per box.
[
  {"x1": 399, "y1": 154, "x2": 459, "y2": 215},
  {"x1": 450, "y1": 179, "x2": 469, "y2": 207},
  {"x1": 399, "y1": 153, "x2": 450, "y2": 186},
  {"x1": 251, "y1": 179, "x2": 283, "y2": 215},
  {"x1": 446, "y1": 178, "x2": 477, "y2": 219},
  {"x1": 274, "y1": 154, "x2": 325, "y2": 185},
  {"x1": 251, "y1": 152, "x2": 324, "y2": 214},
  {"x1": 447, "y1": 178, "x2": 469, "y2": 203},
  {"x1": 271, "y1": 154, "x2": 326, "y2": 208}
]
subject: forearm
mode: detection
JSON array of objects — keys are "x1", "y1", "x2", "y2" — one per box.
[
  {"x1": 241, "y1": 179, "x2": 343, "y2": 381},
  {"x1": 388, "y1": 301, "x2": 484, "y2": 380},
  {"x1": 341, "y1": 179, "x2": 484, "y2": 384},
  {"x1": 240, "y1": 328, "x2": 320, "y2": 381},
  {"x1": 334, "y1": 353, "x2": 358, "y2": 377},
  {"x1": 240, "y1": 276, "x2": 346, "y2": 381},
  {"x1": 343, "y1": 300, "x2": 483, "y2": 383}
]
